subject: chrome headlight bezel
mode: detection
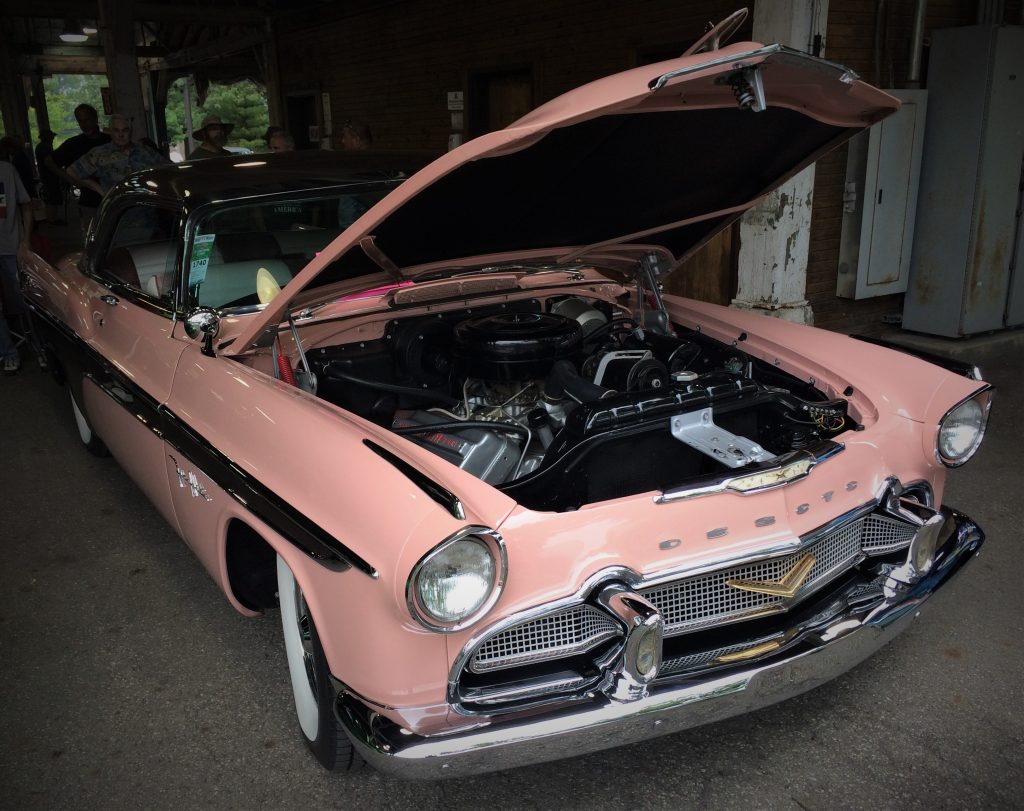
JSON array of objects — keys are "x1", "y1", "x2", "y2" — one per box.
[
  {"x1": 936, "y1": 388, "x2": 993, "y2": 468},
  {"x1": 407, "y1": 526, "x2": 507, "y2": 633}
]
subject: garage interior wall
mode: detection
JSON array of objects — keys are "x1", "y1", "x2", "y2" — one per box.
[{"x1": 276, "y1": 0, "x2": 1004, "y2": 333}]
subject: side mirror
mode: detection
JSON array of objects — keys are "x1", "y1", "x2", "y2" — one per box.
[{"x1": 185, "y1": 307, "x2": 221, "y2": 357}]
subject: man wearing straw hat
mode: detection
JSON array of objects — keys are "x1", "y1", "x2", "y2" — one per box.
[{"x1": 189, "y1": 114, "x2": 234, "y2": 160}]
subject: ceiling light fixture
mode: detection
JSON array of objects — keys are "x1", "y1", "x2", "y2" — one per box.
[{"x1": 59, "y1": 19, "x2": 88, "y2": 43}]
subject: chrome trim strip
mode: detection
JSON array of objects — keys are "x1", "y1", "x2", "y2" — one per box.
[
  {"x1": 337, "y1": 508, "x2": 983, "y2": 779},
  {"x1": 159, "y1": 407, "x2": 379, "y2": 577},
  {"x1": 654, "y1": 441, "x2": 844, "y2": 504}
]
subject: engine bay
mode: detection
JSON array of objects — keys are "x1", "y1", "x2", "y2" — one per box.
[{"x1": 306, "y1": 295, "x2": 851, "y2": 511}]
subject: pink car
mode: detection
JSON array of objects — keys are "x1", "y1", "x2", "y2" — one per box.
[{"x1": 22, "y1": 23, "x2": 991, "y2": 779}]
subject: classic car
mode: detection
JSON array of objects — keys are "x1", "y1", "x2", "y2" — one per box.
[{"x1": 21, "y1": 17, "x2": 991, "y2": 779}]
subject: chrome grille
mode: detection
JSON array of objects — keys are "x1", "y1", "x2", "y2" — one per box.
[
  {"x1": 469, "y1": 605, "x2": 621, "y2": 673},
  {"x1": 661, "y1": 634, "x2": 786, "y2": 675},
  {"x1": 465, "y1": 510, "x2": 917, "y2": 676},
  {"x1": 861, "y1": 514, "x2": 918, "y2": 553},
  {"x1": 641, "y1": 516, "x2": 872, "y2": 636}
]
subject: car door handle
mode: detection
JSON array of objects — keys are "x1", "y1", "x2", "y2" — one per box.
[{"x1": 100, "y1": 294, "x2": 119, "y2": 306}]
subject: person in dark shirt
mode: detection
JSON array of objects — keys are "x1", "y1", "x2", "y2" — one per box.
[{"x1": 45, "y1": 104, "x2": 111, "y2": 236}]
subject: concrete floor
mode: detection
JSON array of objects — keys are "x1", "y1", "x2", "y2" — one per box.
[{"x1": 1, "y1": 297, "x2": 1022, "y2": 808}]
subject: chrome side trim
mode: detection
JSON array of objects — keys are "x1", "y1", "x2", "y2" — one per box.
[{"x1": 336, "y1": 508, "x2": 983, "y2": 779}]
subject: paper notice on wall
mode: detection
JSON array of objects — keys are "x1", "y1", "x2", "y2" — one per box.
[{"x1": 190, "y1": 234, "x2": 216, "y2": 284}]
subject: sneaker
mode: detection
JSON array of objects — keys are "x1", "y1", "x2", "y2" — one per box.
[{"x1": 3, "y1": 355, "x2": 19, "y2": 374}]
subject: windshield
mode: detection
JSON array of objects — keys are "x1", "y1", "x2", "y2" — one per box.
[{"x1": 185, "y1": 189, "x2": 390, "y2": 310}]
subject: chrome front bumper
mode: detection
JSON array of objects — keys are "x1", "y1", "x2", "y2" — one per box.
[{"x1": 336, "y1": 507, "x2": 983, "y2": 780}]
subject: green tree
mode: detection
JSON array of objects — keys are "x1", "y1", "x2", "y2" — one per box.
[
  {"x1": 29, "y1": 74, "x2": 106, "y2": 147},
  {"x1": 167, "y1": 77, "x2": 269, "y2": 153}
]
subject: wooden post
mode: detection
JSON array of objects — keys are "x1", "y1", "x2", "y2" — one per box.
[
  {"x1": 733, "y1": 1, "x2": 830, "y2": 325},
  {"x1": 263, "y1": 15, "x2": 283, "y2": 128},
  {"x1": 98, "y1": 0, "x2": 150, "y2": 138},
  {"x1": 30, "y1": 72, "x2": 51, "y2": 135},
  {"x1": 0, "y1": 19, "x2": 32, "y2": 141}
]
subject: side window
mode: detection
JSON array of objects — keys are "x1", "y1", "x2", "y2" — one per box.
[{"x1": 100, "y1": 205, "x2": 180, "y2": 302}]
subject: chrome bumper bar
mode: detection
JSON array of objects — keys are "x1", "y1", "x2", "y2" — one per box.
[{"x1": 336, "y1": 507, "x2": 983, "y2": 780}]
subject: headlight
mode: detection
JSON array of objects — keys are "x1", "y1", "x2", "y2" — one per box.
[
  {"x1": 937, "y1": 392, "x2": 991, "y2": 467},
  {"x1": 408, "y1": 527, "x2": 506, "y2": 632}
]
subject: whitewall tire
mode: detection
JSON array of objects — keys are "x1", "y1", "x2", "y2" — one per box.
[{"x1": 276, "y1": 555, "x2": 363, "y2": 771}]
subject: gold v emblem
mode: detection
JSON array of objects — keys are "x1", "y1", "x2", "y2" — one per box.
[{"x1": 727, "y1": 554, "x2": 816, "y2": 598}]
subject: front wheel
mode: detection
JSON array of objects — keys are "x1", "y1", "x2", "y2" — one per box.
[{"x1": 276, "y1": 555, "x2": 363, "y2": 771}]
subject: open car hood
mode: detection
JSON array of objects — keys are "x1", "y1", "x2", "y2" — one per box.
[{"x1": 229, "y1": 42, "x2": 898, "y2": 354}]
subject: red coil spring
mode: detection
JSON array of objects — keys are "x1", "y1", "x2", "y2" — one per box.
[{"x1": 276, "y1": 340, "x2": 298, "y2": 386}]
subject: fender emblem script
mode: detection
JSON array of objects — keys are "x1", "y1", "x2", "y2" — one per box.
[
  {"x1": 169, "y1": 455, "x2": 213, "y2": 502},
  {"x1": 727, "y1": 553, "x2": 816, "y2": 597}
]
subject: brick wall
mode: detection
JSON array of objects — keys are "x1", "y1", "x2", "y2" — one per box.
[
  {"x1": 277, "y1": 0, "x2": 743, "y2": 151},
  {"x1": 276, "y1": 0, "x2": 1011, "y2": 333}
]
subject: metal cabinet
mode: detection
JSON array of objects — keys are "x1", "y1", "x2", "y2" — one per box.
[
  {"x1": 837, "y1": 90, "x2": 927, "y2": 299},
  {"x1": 902, "y1": 25, "x2": 1024, "y2": 337}
]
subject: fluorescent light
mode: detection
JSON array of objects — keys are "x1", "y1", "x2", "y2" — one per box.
[{"x1": 59, "y1": 19, "x2": 88, "y2": 43}]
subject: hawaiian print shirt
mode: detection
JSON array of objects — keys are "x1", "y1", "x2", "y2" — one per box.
[{"x1": 70, "y1": 142, "x2": 170, "y2": 193}]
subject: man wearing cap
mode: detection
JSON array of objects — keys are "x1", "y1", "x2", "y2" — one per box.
[
  {"x1": 68, "y1": 114, "x2": 170, "y2": 196},
  {"x1": 189, "y1": 115, "x2": 234, "y2": 159}
]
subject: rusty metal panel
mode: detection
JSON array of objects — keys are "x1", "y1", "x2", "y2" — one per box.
[{"x1": 903, "y1": 25, "x2": 1024, "y2": 337}]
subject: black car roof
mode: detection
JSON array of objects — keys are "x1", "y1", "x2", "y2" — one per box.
[{"x1": 114, "y1": 150, "x2": 438, "y2": 212}]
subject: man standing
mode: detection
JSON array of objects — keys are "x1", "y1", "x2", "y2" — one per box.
[
  {"x1": 188, "y1": 115, "x2": 234, "y2": 159},
  {"x1": 0, "y1": 155, "x2": 32, "y2": 374},
  {"x1": 44, "y1": 104, "x2": 110, "y2": 235},
  {"x1": 68, "y1": 113, "x2": 169, "y2": 196}
]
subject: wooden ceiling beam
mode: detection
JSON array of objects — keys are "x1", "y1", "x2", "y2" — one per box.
[
  {"x1": 14, "y1": 44, "x2": 168, "y2": 57},
  {"x1": 0, "y1": 1, "x2": 266, "y2": 25},
  {"x1": 143, "y1": 29, "x2": 266, "y2": 71}
]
